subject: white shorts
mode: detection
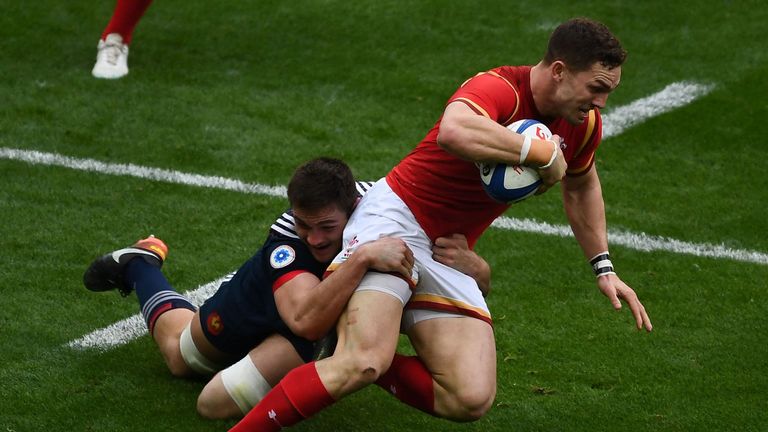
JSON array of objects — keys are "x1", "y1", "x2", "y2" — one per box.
[{"x1": 326, "y1": 179, "x2": 492, "y2": 329}]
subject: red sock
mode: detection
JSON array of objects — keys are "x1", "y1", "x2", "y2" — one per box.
[
  {"x1": 375, "y1": 354, "x2": 435, "y2": 415},
  {"x1": 101, "y1": 0, "x2": 154, "y2": 44},
  {"x1": 229, "y1": 362, "x2": 335, "y2": 432}
]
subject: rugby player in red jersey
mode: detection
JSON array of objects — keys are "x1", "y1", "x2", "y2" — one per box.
[{"x1": 231, "y1": 17, "x2": 652, "y2": 432}]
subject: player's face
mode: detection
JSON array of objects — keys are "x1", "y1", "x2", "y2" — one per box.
[
  {"x1": 556, "y1": 62, "x2": 621, "y2": 124},
  {"x1": 293, "y1": 205, "x2": 348, "y2": 263}
]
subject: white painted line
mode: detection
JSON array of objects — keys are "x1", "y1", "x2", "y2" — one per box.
[
  {"x1": 602, "y1": 81, "x2": 714, "y2": 139},
  {"x1": 0, "y1": 147, "x2": 286, "y2": 198},
  {"x1": 67, "y1": 276, "x2": 226, "y2": 350},
  {"x1": 492, "y1": 217, "x2": 768, "y2": 265}
]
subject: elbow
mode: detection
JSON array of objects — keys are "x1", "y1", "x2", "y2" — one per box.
[
  {"x1": 289, "y1": 318, "x2": 325, "y2": 341},
  {"x1": 436, "y1": 121, "x2": 464, "y2": 152}
]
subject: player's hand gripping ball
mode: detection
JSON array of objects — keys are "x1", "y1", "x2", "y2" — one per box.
[{"x1": 478, "y1": 119, "x2": 553, "y2": 203}]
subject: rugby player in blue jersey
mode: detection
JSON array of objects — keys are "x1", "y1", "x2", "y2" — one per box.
[{"x1": 83, "y1": 157, "x2": 490, "y2": 419}]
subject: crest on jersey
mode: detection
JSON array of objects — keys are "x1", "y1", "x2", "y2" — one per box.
[
  {"x1": 206, "y1": 311, "x2": 223, "y2": 335},
  {"x1": 270, "y1": 245, "x2": 296, "y2": 269}
]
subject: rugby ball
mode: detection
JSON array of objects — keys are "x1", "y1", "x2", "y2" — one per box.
[{"x1": 478, "y1": 119, "x2": 553, "y2": 203}]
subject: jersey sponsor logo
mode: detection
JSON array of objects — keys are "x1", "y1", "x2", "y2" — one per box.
[
  {"x1": 206, "y1": 311, "x2": 223, "y2": 335},
  {"x1": 268, "y1": 409, "x2": 283, "y2": 428},
  {"x1": 270, "y1": 245, "x2": 296, "y2": 269}
]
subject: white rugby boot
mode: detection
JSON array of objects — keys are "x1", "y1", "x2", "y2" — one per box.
[{"x1": 91, "y1": 33, "x2": 129, "y2": 79}]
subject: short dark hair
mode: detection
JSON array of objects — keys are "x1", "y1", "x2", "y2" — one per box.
[
  {"x1": 287, "y1": 157, "x2": 357, "y2": 215},
  {"x1": 543, "y1": 18, "x2": 627, "y2": 71}
]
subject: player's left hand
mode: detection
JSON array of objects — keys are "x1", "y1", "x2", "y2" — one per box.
[
  {"x1": 597, "y1": 273, "x2": 652, "y2": 332},
  {"x1": 432, "y1": 233, "x2": 491, "y2": 296},
  {"x1": 363, "y1": 236, "x2": 415, "y2": 280},
  {"x1": 535, "y1": 135, "x2": 567, "y2": 194}
]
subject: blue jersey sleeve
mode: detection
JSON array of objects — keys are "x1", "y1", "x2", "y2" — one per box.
[{"x1": 262, "y1": 235, "x2": 326, "y2": 292}]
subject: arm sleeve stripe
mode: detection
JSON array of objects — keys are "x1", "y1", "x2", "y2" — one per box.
[
  {"x1": 355, "y1": 181, "x2": 375, "y2": 195},
  {"x1": 575, "y1": 110, "x2": 598, "y2": 155},
  {"x1": 484, "y1": 71, "x2": 520, "y2": 124},
  {"x1": 566, "y1": 110, "x2": 599, "y2": 175},
  {"x1": 271, "y1": 212, "x2": 299, "y2": 238},
  {"x1": 451, "y1": 98, "x2": 490, "y2": 118},
  {"x1": 567, "y1": 154, "x2": 595, "y2": 176},
  {"x1": 451, "y1": 71, "x2": 520, "y2": 123},
  {"x1": 272, "y1": 270, "x2": 308, "y2": 292}
]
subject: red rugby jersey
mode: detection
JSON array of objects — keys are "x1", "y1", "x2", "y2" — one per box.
[{"x1": 386, "y1": 65, "x2": 602, "y2": 248}]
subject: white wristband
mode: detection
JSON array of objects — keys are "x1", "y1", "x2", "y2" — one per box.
[
  {"x1": 538, "y1": 140, "x2": 559, "y2": 169},
  {"x1": 519, "y1": 135, "x2": 532, "y2": 165}
]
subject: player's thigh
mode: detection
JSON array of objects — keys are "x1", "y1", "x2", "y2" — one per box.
[
  {"x1": 248, "y1": 333, "x2": 305, "y2": 385},
  {"x1": 316, "y1": 288, "x2": 405, "y2": 397},
  {"x1": 341, "y1": 282, "x2": 406, "y2": 358},
  {"x1": 407, "y1": 316, "x2": 496, "y2": 395}
]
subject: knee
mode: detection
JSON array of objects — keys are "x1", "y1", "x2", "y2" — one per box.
[
  {"x1": 196, "y1": 388, "x2": 234, "y2": 420},
  {"x1": 342, "y1": 349, "x2": 393, "y2": 387},
  {"x1": 196, "y1": 390, "x2": 219, "y2": 419},
  {"x1": 195, "y1": 373, "x2": 244, "y2": 420},
  {"x1": 158, "y1": 338, "x2": 194, "y2": 377},
  {"x1": 443, "y1": 383, "x2": 496, "y2": 422},
  {"x1": 164, "y1": 352, "x2": 194, "y2": 378}
]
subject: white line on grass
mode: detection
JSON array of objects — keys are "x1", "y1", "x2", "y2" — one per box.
[
  {"x1": 602, "y1": 81, "x2": 715, "y2": 138},
  {"x1": 0, "y1": 147, "x2": 287, "y2": 198},
  {"x1": 492, "y1": 217, "x2": 768, "y2": 265}
]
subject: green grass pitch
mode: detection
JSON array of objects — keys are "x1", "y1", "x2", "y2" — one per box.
[{"x1": 1, "y1": 1, "x2": 767, "y2": 431}]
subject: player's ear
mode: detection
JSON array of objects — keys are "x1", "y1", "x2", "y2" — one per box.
[{"x1": 551, "y1": 60, "x2": 566, "y2": 82}]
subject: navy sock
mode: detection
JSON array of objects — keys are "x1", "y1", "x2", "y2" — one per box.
[
  {"x1": 124, "y1": 258, "x2": 196, "y2": 333},
  {"x1": 124, "y1": 258, "x2": 172, "y2": 304}
]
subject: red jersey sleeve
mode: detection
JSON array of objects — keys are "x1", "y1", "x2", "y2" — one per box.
[{"x1": 448, "y1": 71, "x2": 521, "y2": 125}]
